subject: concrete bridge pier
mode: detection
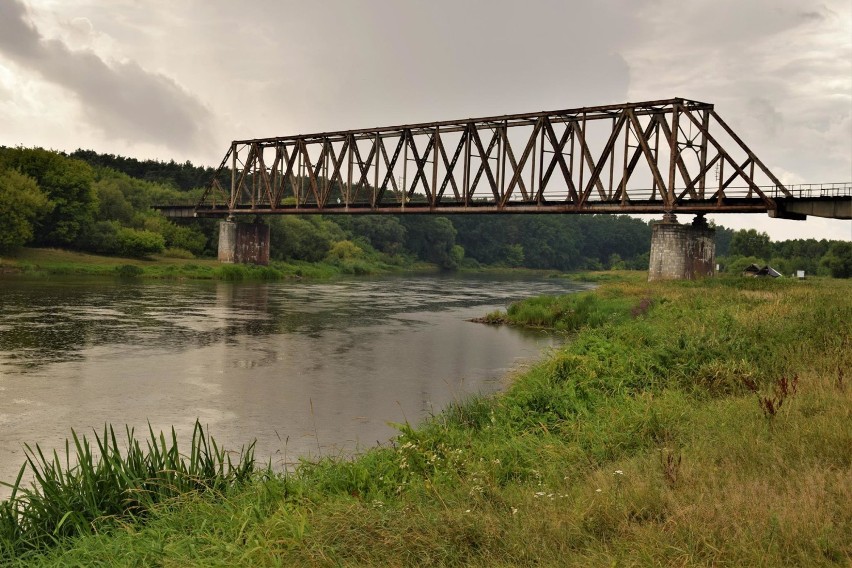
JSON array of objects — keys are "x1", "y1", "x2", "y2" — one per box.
[
  {"x1": 217, "y1": 219, "x2": 271, "y2": 265},
  {"x1": 648, "y1": 214, "x2": 715, "y2": 281}
]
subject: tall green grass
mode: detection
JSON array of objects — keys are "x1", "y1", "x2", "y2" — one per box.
[
  {"x1": 0, "y1": 421, "x2": 259, "y2": 560},
  {"x1": 480, "y1": 285, "x2": 647, "y2": 331}
]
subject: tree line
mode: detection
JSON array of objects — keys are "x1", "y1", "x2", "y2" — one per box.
[
  {"x1": 1, "y1": 146, "x2": 849, "y2": 277},
  {"x1": 719, "y1": 228, "x2": 852, "y2": 278}
]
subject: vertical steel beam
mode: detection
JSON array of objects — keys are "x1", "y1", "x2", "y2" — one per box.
[
  {"x1": 530, "y1": 127, "x2": 537, "y2": 202},
  {"x1": 463, "y1": 123, "x2": 471, "y2": 206},
  {"x1": 230, "y1": 142, "x2": 237, "y2": 212},
  {"x1": 432, "y1": 127, "x2": 440, "y2": 208},
  {"x1": 346, "y1": 135, "x2": 354, "y2": 209},
  {"x1": 373, "y1": 132, "x2": 379, "y2": 208},
  {"x1": 608, "y1": 116, "x2": 616, "y2": 199},
  {"x1": 698, "y1": 109, "x2": 710, "y2": 199},
  {"x1": 578, "y1": 113, "x2": 586, "y2": 195},
  {"x1": 652, "y1": 119, "x2": 661, "y2": 200},
  {"x1": 620, "y1": 116, "x2": 629, "y2": 204},
  {"x1": 402, "y1": 130, "x2": 409, "y2": 210},
  {"x1": 667, "y1": 105, "x2": 679, "y2": 208}
]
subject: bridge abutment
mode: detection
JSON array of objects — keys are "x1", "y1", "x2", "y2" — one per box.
[
  {"x1": 648, "y1": 214, "x2": 715, "y2": 281},
  {"x1": 217, "y1": 220, "x2": 270, "y2": 265}
]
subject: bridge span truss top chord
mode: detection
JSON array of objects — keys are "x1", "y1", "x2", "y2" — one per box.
[{"x1": 183, "y1": 98, "x2": 849, "y2": 219}]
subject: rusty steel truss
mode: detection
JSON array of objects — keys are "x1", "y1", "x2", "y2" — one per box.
[{"x1": 195, "y1": 98, "x2": 799, "y2": 217}]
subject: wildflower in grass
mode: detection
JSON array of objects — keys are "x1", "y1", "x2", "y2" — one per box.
[
  {"x1": 614, "y1": 470, "x2": 623, "y2": 475},
  {"x1": 511, "y1": 507, "x2": 519, "y2": 515}
]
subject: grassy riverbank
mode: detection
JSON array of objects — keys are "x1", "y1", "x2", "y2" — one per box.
[
  {"x1": 0, "y1": 247, "x2": 596, "y2": 282},
  {"x1": 3, "y1": 275, "x2": 850, "y2": 566},
  {"x1": 0, "y1": 247, "x2": 424, "y2": 281}
]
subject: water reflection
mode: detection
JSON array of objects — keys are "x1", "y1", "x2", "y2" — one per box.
[{"x1": 0, "y1": 274, "x2": 586, "y2": 496}]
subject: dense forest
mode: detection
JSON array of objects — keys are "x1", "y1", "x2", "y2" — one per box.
[{"x1": 1, "y1": 146, "x2": 849, "y2": 277}]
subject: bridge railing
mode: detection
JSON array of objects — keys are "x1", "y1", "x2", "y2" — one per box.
[
  {"x1": 508, "y1": 184, "x2": 852, "y2": 203},
  {"x1": 775, "y1": 183, "x2": 852, "y2": 199}
]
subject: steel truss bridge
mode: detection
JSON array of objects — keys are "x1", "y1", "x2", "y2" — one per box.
[{"x1": 163, "y1": 98, "x2": 850, "y2": 220}]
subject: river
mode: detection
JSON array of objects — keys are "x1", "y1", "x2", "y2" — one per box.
[{"x1": 0, "y1": 274, "x2": 586, "y2": 497}]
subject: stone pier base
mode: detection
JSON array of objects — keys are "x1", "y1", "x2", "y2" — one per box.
[
  {"x1": 217, "y1": 221, "x2": 270, "y2": 265},
  {"x1": 648, "y1": 215, "x2": 715, "y2": 281}
]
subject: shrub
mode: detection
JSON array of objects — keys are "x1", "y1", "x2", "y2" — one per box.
[
  {"x1": 115, "y1": 227, "x2": 165, "y2": 258},
  {"x1": 723, "y1": 255, "x2": 764, "y2": 274},
  {"x1": 338, "y1": 259, "x2": 372, "y2": 275},
  {"x1": 162, "y1": 247, "x2": 194, "y2": 259},
  {"x1": 75, "y1": 220, "x2": 120, "y2": 254},
  {"x1": 821, "y1": 242, "x2": 852, "y2": 278},
  {"x1": 326, "y1": 240, "x2": 364, "y2": 261},
  {"x1": 0, "y1": 169, "x2": 51, "y2": 251},
  {"x1": 215, "y1": 264, "x2": 248, "y2": 281},
  {"x1": 115, "y1": 264, "x2": 143, "y2": 278}
]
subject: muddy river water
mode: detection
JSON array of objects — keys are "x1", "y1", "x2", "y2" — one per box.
[{"x1": 0, "y1": 274, "x2": 586, "y2": 497}]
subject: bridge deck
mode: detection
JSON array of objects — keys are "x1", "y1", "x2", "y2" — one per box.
[{"x1": 158, "y1": 185, "x2": 852, "y2": 220}]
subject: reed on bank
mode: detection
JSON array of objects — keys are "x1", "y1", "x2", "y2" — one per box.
[
  {"x1": 3, "y1": 274, "x2": 850, "y2": 566},
  {"x1": 0, "y1": 422, "x2": 259, "y2": 559}
]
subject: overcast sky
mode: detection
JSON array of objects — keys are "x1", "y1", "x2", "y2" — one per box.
[{"x1": 0, "y1": 0, "x2": 849, "y2": 240}]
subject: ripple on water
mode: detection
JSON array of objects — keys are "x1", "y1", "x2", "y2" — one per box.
[{"x1": 0, "y1": 275, "x2": 585, "y2": 491}]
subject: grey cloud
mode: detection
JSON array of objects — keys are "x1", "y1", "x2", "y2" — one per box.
[
  {"x1": 623, "y1": 0, "x2": 851, "y2": 182},
  {"x1": 798, "y1": 11, "x2": 825, "y2": 22},
  {"x1": 745, "y1": 97, "x2": 784, "y2": 138},
  {"x1": 187, "y1": 0, "x2": 632, "y2": 137},
  {"x1": 0, "y1": 0, "x2": 211, "y2": 153},
  {"x1": 0, "y1": 0, "x2": 42, "y2": 59}
]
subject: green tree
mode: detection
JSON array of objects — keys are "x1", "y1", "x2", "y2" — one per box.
[
  {"x1": 821, "y1": 242, "x2": 852, "y2": 278},
  {"x1": 326, "y1": 240, "x2": 364, "y2": 261},
  {"x1": 141, "y1": 215, "x2": 207, "y2": 255},
  {"x1": 269, "y1": 216, "x2": 344, "y2": 262},
  {"x1": 70, "y1": 149, "x2": 217, "y2": 192},
  {"x1": 0, "y1": 148, "x2": 97, "y2": 246},
  {"x1": 502, "y1": 244, "x2": 525, "y2": 267},
  {"x1": 340, "y1": 216, "x2": 407, "y2": 254},
  {"x1": 608, "y1": 253, "x2": 627, "y2": 270},
  {"x1": 0, "y1": 169, "x2": 51, "y2": 251},
  {"x1": 115, "y1": 227, "x2": 165, "y2": 258},
  {"x1": 729, "y1": 229, "x2": 772, "y2": 260},
  {"x1": 516, "y1": 217, "x2": 581, "y2": 270},
  {"x1": 401, "y1": 216, "x2": 460, "y2": 270},
  {"x1": 75, "y1": 221, "x2": 121, "y2": 254},
  {"x1": 713, "y1": 225, "x2": 735, "y2": 257},
  {"x1": 449, "y1": 215, "x2": 507, "y2": 265},
  {"x1": 94, "y1": 179, "x2": 135, "y2": 223}
]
